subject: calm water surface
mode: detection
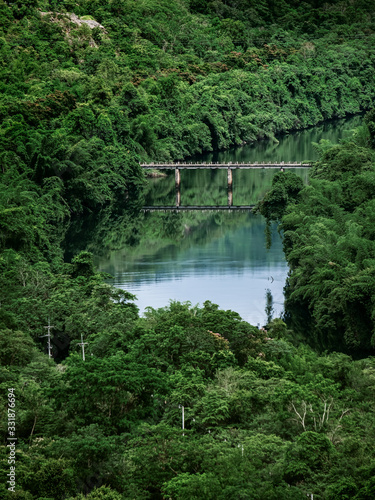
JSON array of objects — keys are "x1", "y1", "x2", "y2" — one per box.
[{"x1": 96, "y1": 116, "x2": 362, "y2": 325}]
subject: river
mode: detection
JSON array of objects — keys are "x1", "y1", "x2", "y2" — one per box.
[{"x1": 91, "y1": 116, "x2": 361, "y2": 326}]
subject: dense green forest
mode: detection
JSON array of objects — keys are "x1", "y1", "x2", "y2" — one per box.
[
  {"x1": 2, "y1": 0, "x2": 375, "y2": 498},
  {"x1": 256, "y1": 110, "x2": 375, "y2": 355}
]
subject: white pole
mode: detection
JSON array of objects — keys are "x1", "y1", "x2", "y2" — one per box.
[
  {"x1": 78, "y1": 334, "x2": 88, "y2": 361},
  {"x1": 182, "y1": 405, "x2": 185, "y2": 436},
  {"x1": 81, "y1": 334, "x2": 85, "y2": 361},
  {"x1": 47, "y1": 334, "x2": 52, "y2": 359},
  {"x1": 41, "y1": 317, "x2": 54, "y2": 359}
]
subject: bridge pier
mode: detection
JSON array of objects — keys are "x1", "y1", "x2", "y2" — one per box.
[
  {"x1": 227, "y1": 168, "x2": 233, "y2": 207},
  {"x1": 175, "y1": 167, "x2": 181, "y2": 207}
]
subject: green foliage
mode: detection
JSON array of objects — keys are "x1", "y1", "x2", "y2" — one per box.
[
  {"x1": 2, "y1": 1, "x2": 375, "y2": 499},
  {"x1": 284, "y1": 431, "x2": 335, "y2": 484},
  {"x1": 162, "y1": 472, "x2": 222, "y2": 499},
  {"x1": 254, "y1": 171, "x2": 304, "y2": 224},
  {"x1": 1, "y1": 293, "x2": 375, "y2": 499},
  {"x1": 69, "y1": 486, "x2": 125, "y2": 500},
  {"x1": 71, "y1": 251, "x2": 95, "y2": 279},
  {"x1": 21, "y1": 457, "x2": 76, "y2": 499},
  {"x1": 0, "y1": 329, "x2": 37, "y2": 366},
  {"x1": 254, "y1": 171, "x2": 304, "y2": 247},
  {"x1": 273, "y1": 120, "x2": 375, "y2": 353},
  {"x1": 364, "y1": 108, "x2": 375, "y2": 149}
]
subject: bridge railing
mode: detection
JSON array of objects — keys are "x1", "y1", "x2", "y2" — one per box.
[{"x1": 141, "y1": 161, "x2": 312, "y2": 168}]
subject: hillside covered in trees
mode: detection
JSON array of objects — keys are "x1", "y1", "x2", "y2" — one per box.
[
  {"x1": 2, "y1": 0, "x2": 375, "y2": 498},
  {"x1": 256, "y1": 110, "x2": 375, "y2": 355}
]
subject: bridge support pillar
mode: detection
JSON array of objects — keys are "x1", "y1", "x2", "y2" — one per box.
[
  {"x1": 227, "y1": 168, "x2": 233, "y2": 207},
  {"x1": 175, "y1": 168, "x2": 181, "y2": 207}
]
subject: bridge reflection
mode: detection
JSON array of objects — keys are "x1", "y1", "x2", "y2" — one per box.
[
  {"x1": 142, "y1": 205, "x2": 256, "y2": 211},
  {"x1": 142, "y1": 161, "x2": 312, "y2": 209}
]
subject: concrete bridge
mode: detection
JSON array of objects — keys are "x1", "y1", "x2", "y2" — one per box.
[
  {"x1": 141, "y1": 161, "x2": 311, "y2": 169},
  {"x1": 141, "y1": 161, "x2": 312, "y2": 210}
]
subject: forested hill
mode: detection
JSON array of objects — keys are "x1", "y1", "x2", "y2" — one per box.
[
  {"x1": 3, "y1": 1, "x2": 375, "y2": 499},
  {"x1": 1, "y1": 0, "x2": 375, "y2": 253},
  {"x1": 2, "y1": 1, "x2": 375, "y2": 185}
]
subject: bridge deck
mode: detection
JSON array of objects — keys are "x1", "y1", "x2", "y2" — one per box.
[{"x1": 141, "y1": 162, "x2": 311, "y2": 169}]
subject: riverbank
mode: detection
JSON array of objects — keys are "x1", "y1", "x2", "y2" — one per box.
[
  {"x1": 145, "y1": 170, "x2": 168, "y2": 178},
  {"x1": 2, "y1": 2, "x2": 375, "y2": 499},
  {"x1": 85, "y1": 116, "x2": 360, "y2": 327}
]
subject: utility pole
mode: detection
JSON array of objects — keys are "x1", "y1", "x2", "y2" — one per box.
[
  {"x1": 77, "y1": 334, "x2": 88, "y2": 361},
  {"x1": 179, "y1": 405, "x2": 185, "y2": 436},
  {"x1": 41, "y1": 317, "x2": 54, "y2": 359}
]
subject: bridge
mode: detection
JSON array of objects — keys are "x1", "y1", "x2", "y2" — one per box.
[
  {"x1": 141, "y1": 161, "x2": 312, "y2": 210},
  {"x1": 141, "y1": 161, "x2": 311, "y2": 169}
]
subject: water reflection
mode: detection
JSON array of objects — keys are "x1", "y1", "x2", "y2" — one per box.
[
  {"x1": 265, "y1": 289, "x2": 274, "y2": 324},
  {"x1": 98, "y1": 212, "x2": 286, "y2": 326},
  {"x1": 65, "y1": 115, "x2": 363, "y2": 326}
]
